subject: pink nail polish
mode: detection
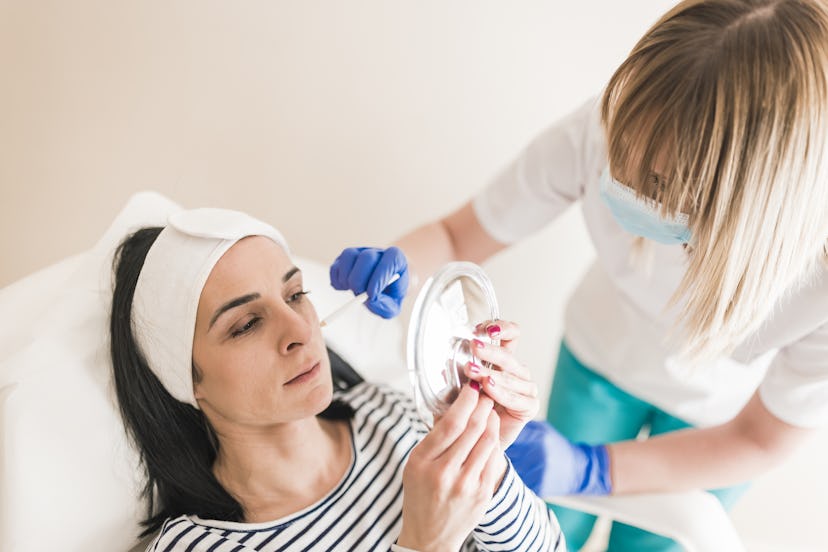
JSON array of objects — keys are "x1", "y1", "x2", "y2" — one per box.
[
  {"x1": 488, "y1": 376, "x2": 495, "y2": 387},
  {"x1": 470, "y1": 380, "x2": 481, "y2": 391},
  {"x1": 473, "y1": 338, "x2": 485, "y2": 348},
  {"x1": 487, "y1": 324, "x2": 501, "y2": 337},
  {"x1": 468, "y1": 362, "x2": 481, "y2": 374}
]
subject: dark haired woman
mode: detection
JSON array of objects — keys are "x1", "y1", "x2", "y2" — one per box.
[{"x1": 110, "y1": 207, "x2": 563, "y2": 551}]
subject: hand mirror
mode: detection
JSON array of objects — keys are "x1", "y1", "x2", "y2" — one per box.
[{"x1": 406, "y1": 262, "x2": 500, "y2": 425}]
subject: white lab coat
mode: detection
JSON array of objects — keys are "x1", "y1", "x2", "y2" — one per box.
[{"x1": 473, "y1": 98, "x2": 828, "y2": 428}]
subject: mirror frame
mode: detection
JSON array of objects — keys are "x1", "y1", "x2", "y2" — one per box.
[{"x1": 406, "y1": 261, "x2": 500, "y2": 424}]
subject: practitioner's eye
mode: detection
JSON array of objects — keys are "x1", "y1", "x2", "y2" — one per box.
[{"x1": 648, "y1": 173, "x2": 668, "y2": 193}]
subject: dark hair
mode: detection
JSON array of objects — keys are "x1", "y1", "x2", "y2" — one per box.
[{"x1": 110, "y1": 227, "x2": 355, "y2": 537}]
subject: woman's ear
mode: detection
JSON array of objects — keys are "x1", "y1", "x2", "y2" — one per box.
[{"x1": 192, "y1": 363, "x2": 204, "y2": 400}]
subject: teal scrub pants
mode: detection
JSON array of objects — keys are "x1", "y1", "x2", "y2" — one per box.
[{"x1": 546, "y1": 341, "x2": 749, "y2": 551}]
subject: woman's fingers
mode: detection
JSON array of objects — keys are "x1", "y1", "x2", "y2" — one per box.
[
  {"x1": 480, "y1": 441, "x2": 506, "y2": 492},
  {"x1": 470, "y1": 338, "x2": 531, "y2": 379},
  {"x1": 465, "y1": 326, "x2": 541, "y2": 447},
  {"x1": 473, "y1": 370, "x2": 539, "y2": 420},
  {"x1": 399, "y1": 389, "x2": 505, "y2": 550},
  {"x1": 459, "y1": 410, "x2": 500, "y2": 477},
  {"x1": 417, "y1": 318, "x2": 538, "y2": 475},
  {"x1": 438, "y1": 393, "x2": 495, "y2": 470},
  {"x1": 416, "y1": 384, "x2": 486, "y2": 459},
  {"x1": 475, "y1": 319, "x2": 520, "y2": 352},
  {"x1": 466, "y1": 335, "x2": 538, "y2": 414},
  {"x1": 452, "y1": 411, "x2": 502, "y2": 503},
  {"x1": 465, "y1": 359, "x2": 537, "y2": 399},
  {"x1": 474, "y1": 319, "x2": 519, "y2": 340}
]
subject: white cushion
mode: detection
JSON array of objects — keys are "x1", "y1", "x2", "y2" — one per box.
[{"x1": 0, "y1": 191, "x2": 407, "y2": 552}]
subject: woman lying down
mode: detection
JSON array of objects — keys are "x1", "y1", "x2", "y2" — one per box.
[{"x1": 109, "y1": 207, "x2": 564, "y2": 551}]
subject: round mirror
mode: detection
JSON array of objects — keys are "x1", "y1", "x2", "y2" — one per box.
[{"x1": 406, "y1": 262, "x2": 500, "y2": 425}]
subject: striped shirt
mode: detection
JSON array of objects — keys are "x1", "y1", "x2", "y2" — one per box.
[{"x1": 148, "y1": 382, "x2": 564, "y2": 551}]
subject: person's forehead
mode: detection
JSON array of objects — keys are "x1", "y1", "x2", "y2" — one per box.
[
  {"x1": 226, "y1": 235, "x2": 287, "y2": 260},
  {"x1": 201, "y1": 237, "x2": 293, "y2": 300}
]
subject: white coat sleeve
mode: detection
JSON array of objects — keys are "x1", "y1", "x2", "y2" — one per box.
[
  {"x1": 759, "y1": 320, "x2": 828, "y2": 428},
  {"x1": 472, "y1": 97, "x2": 604, "y2": 245}
]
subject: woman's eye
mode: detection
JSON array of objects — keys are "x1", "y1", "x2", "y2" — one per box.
[
  {"x1": 288, "y1": 290, "x2": 311, "y2": 304},
  {"x1": 230, "y1": 317, "x2": 261, "y2": 338}
]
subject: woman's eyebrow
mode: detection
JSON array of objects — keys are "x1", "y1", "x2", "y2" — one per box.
[
  {"x1": 208, "y1": 267, "x2": 300, "y2": 330},
  {"x1": 209, "y1": 293, "x2": 261, "y2": 329},
  {"x1": 283, "y1": 266, "x2": 300, "y2": 283}
]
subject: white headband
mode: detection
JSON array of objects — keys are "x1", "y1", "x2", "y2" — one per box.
[{"x1": 131, "y1": 208, "x2": 289, "y2": 408}]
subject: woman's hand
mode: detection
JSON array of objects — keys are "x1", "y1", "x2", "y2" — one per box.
[
  {"x1": 398, "y1": 384, "x2": 506, "y2": 552},
  {"x1": 466, "y1": 319, "x2": 539, "y2": 449}
]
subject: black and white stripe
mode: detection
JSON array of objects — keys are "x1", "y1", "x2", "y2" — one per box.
[{"x1": 148, "y1": 383, "x2": 563, "y2": 551}]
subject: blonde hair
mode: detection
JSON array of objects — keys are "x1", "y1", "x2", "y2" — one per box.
[{"x1": 601, "y1": 0, "x2": 828, "y2": 361}]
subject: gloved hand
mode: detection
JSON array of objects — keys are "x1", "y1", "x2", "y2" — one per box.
[
  {"x1": 329, "y1": 246, "x2": 410, "y2": 319},
  {"x1": 505, "y1": 420, "x2": 612, "y2": 497}
]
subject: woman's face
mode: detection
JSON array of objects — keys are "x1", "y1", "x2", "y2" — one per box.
[{"x1": 191, "y1": 236, "x2": 332, "y2": 426}]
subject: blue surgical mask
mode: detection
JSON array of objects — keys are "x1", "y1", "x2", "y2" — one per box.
[{"x1": 599, "y1": 167, "x2": 692, "y2": 245}]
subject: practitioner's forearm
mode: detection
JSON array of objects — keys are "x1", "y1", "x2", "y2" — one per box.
[
  {"x1": 608, "y1": 394, "x2": 813, "y2": 494},
  {"x1": 394, "y1": 201, "x2": 507, "y2": 296}
]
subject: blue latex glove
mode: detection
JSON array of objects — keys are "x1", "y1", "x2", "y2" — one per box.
[
  {"x1": 329, "y1": 246, "x2": 410, "y2": 319},
  {"x1": 506, "y1": 420, "x2": 612, "y2": 497}
]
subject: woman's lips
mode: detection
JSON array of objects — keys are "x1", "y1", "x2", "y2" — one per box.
[{"x1": 284, "y1": 362, "x2": 321, "y2": 386}]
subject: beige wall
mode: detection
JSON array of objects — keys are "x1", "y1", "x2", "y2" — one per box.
[
  {"x1": 0, "y1": 1, "x2": 660, "y2": 287},
  {"x1": 3, "y1": 1, "x2": 826, "y2": 549}
]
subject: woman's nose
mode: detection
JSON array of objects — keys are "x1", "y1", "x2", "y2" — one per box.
[{"x1": 276, "y1": 304, "x2": 313, "y2": 355}]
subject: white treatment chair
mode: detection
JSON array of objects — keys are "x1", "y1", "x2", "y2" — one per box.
[
  {"x1": 0, "y1": 191, "x2": 752, "y2": 552},
  {"x1": 549, "y1": 493, "x2": 744, "y2": 552}
]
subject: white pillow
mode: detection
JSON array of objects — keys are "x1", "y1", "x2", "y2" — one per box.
[{"x1": 0, "y1": 191, "x2": 407, "y2": 552}]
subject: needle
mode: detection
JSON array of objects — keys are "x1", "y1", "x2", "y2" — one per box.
[{"x1": 319, "y1": 273, "x2": 402, "y2": 328}]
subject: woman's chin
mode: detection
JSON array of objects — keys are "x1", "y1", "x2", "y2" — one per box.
[{"x1": 306, "y1": 380, "x2": 335, "y2": 414}]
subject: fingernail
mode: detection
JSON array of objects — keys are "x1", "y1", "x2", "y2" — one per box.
[
  {"x1": 468, "y1": 362, "x2": 481, "y2": 374},
  {"x1": 470, "y1": 380, "x2": 481, "y2": 391},
  {"x1": 487, "y1": 376, "x2": 495, "y2": 387},
  {"x1": 486, "y1": 324, "x2": 501, "y2": 337},
  {"x1": 472, "y1": 338, "x2": 486, "y2": 349}
]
